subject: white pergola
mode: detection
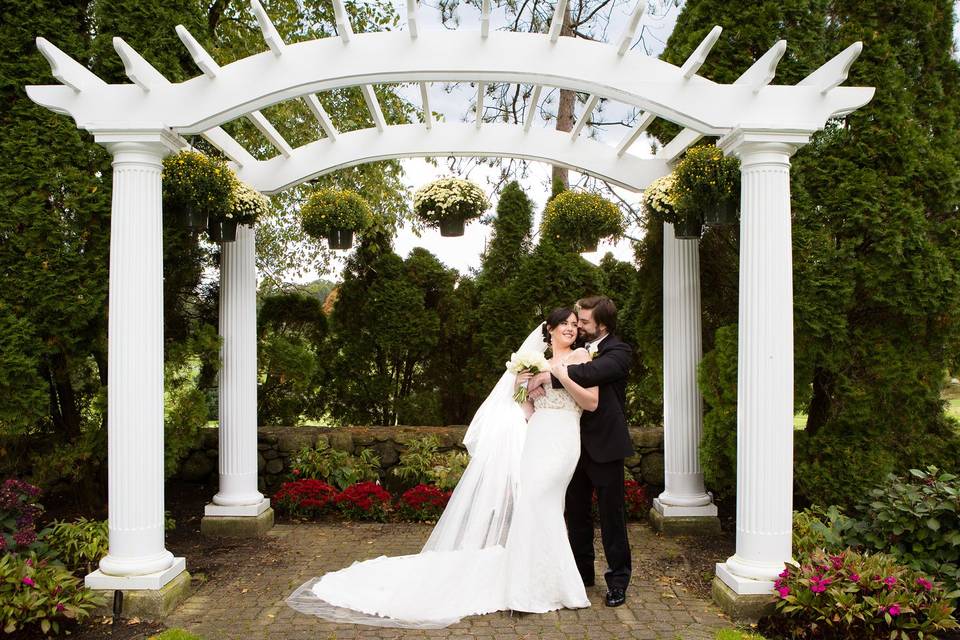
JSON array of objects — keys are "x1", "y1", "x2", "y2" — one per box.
[{"x1": 27, "y1": 0, "x2": 873, "y2": 607}]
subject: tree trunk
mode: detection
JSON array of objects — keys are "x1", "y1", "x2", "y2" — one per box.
[
  {"x1": 552, "y1": 5, "x2": 576, "y2": 187},
  {"x1": 805, "y1": 366, "x2": 832, "y2": 436}
]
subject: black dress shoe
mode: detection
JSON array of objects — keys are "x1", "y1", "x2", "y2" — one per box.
[{"x1": 605, "y1": 588, "x2": 626, "y2": 607}]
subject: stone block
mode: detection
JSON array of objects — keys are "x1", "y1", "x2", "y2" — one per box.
[
  {"x1": 265, "y1": 458, "x2": 284, "y2": 475},
  {"x1": 179, "y1": 451, "x2": 214, "y2": 482},
  {"x1": 263, "y1": 448, "x2": 278, "y2": 460},
  {"x1": 631, "y1": 426, "x2": 664, "y2": 451},
  {"x1": 711, "y1": 576, "x2": 776, "y2": 621},
  {"x1": 639, "y1": 452, "x2": 665, "y2": 486},
  {"x1": 90, "y1": 570, "x2": 192, "y2": 620},
  {"x1": 257, "y1": 453, "x2": 266, "y2": 472},
  {"x1": 373, "y1": 441, "x2": 399, "y2": 467},
  {"x1": 648, "y1": 507, "x2": 722, "y2": 536},
  {"x1": 201, "y1": 507, "x2": 274, "y2": 538},
  {"x1": 277, "y1": 430, "x2": 315, "y2": 453},
  {"x1": 328, "y1": 430, "x2": 354, "y2": 453}
]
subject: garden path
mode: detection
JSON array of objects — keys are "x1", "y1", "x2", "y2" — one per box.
[{"x1": 165, "y1": 521, "x2": 736, "y2": 639}]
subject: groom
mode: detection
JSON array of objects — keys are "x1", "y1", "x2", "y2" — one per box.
[{"x1": 532, "y1": 296, "x2": 634, "y2": 607}]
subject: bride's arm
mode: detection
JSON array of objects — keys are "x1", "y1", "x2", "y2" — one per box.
[{"x1": 551, "y1": 349, "x2": 599, "y2": 412}]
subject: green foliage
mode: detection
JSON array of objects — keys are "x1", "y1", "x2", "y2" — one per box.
[
  {"x1": 161, "y1": 150, "x2": 234, "y2": 218},
  {"x1": 765, "y1": 549, "x2": 958, "y2": 639},
  {"x1": 540, "y1": 191, "x2": 624, "y2": 252},
  {"x1": 792, "y1": 507, "x2": 857, "y2": 557},
  {"x1": 300, "y1": 188, "x2": 374, "y2": 236},
  {"x1": 392, "y1": 436, "x2": 469, "y2": 490},
  {"x1": 697, "y1": 324, "x2": 738, "y2": 498},
  {"x1": 257, "y1": 293, "x2": 329, "y2": 426},
  {"x1": 846, "y1": 467, "x2": 960, "y2": 594},
  {"x1": 715, "y1": 631, "x2": 769, "y2": 640},
  {"x1": 148, "y1": 630, "x2": 206, "y2": 640},
  {"x1": 0, "y1": 552, "x2": 102, "y2": 635},
  {"x1": 288, "y1": 441, "x2": 380, "y2": 491},
  {"x1": 413, "y1": 177, "x2": 490, "y2": 225},
  {"x1": 45, "y1": 518, "x2": 109, "y2": 575}
]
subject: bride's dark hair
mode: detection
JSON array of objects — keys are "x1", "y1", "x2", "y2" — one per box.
[{"x1": 542, "y1": 307, "x2": 576, "y2": 345}]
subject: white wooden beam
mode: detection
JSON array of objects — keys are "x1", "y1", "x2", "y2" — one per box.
[
  {"x1": 481, "y1": 0, "x2": 491, "y2": 38},
  {"x1": 475, "y1": 82, "x2": 485, "y2": 129},
  {"x1": 250, "y1": 0, "x2": 286, "y2": 56},
  {"x1": 657, "y1": 128, "x2": 703, "y2": 163},
  {"x1": 679, "y1": 25, "x2": 722, "y2": 79},
  {"x1": 548, "y1": 0, "x2": 569, "y2": 43},
  {"x1": 361, "y1": 85, "x2": 387, "y2": 132},
  {"x1": 616, "y1": 2, "x2": 647, "y2": 56},
  {"x1": 570, "y1": 94, "x2": 600, "y2": 138},
  {"x1": 406, "y1": 0, "x2": 419, "y2": 39},
  {"x1": 615, "y1": 110, "x2": 656, "y2": 156},
  {"x1": 419, "y1": 82, "x2": 432, "y2": 130},
  {"x1": 113, "y1": 37, "x2": 167, "y2": 92},
  {"x1": 735, "y1": 40, "x2": 787, "y2": 93},
  {"x1": 303, "y1": 94, "x2": 338, "y2": 141},
  {"x1": 246, "y1": 111, "x2": 294, "y2": 157},
  {"x1": 175, "y1": 25, "x2": 220, "y2": 78},
  {"x1": 524, "y1": 84, "x2": 543, "y2": 132},
  {"x1": 201, "y1": 127, "x2": 258, "y2": 168},
  {"x1": 35, "y1": 37, "x2": 106, "y2": 92},
  {"x1": 799, "y1": 42, "x2": 863, "y2": 94},
  {"x1": 332, "y1": 0, "x2": 353, "y2": 43}
]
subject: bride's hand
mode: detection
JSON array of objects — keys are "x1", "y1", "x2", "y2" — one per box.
[
  {"x1": 550, "y1": 361, "x2": 569, "y2": 381},
  {"x1": 515, "y1": 371, "x2": 533, "y2": 390}
]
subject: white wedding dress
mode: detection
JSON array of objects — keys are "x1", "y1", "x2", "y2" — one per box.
[{"x1": 286, "y1": 329, "x2": 590, "y2": 628}]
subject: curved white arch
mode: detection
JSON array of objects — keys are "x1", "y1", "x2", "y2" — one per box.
[
  {"x1": 239, "y1": 123, "x2": 669, "y2": 194},
  {"x1": 27, "y1": 31, "x2": 874, "y2": 139}
]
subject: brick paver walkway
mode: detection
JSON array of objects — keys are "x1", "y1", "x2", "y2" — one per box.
[{"x1": 166, "y1": 522, "x2": 735, "y2": 639}]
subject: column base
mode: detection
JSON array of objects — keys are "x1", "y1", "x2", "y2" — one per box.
[
  {"x1": 649, "y1": 499, "x2": 721, "y2": 536},
  {"x1": 201, "y1": 506, "x2": 274, "y2": 538},
  {"x1": 711, "y1": 574, "x2": 776, "y2": 622},
  {"x1": 89, "y1": 569, "x2": 191, "y2": 620},
  {"x1": 86, "y1": 557, "x2": 186, "y2": 591},
  {"x1": 204, "y1": 497, "x2": 270, "y2": 517}
]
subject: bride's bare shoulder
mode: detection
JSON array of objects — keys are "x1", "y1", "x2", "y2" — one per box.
[{"x1": 568, "y1": 348, "x2": 591, "y2": 364}]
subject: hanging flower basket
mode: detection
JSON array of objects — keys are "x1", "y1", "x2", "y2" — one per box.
[
  {"x1": 300, "y1": 188, "x2": 373, "y2": 251},
  {"x1": 228, "y1": 179, "x2": 271, "y2": 227},
  {"x1": 162, "y1": 150, "x2": 233, "y2": 229},
  {"x1": 208, "y1": 218, "x2": 238, "y2": 243},
  {"x1": 704, "y1": 199, "x2": 739, "y2": 226},
  {"x1": 413, "y1": 177, "x2": 489, "y2": 237},
  {"x1": 540, "y1": 190, "x2": 624, "y2": 253},
  {"x1": 327, "y1": 228, "x2": 355, "y2": 250}
]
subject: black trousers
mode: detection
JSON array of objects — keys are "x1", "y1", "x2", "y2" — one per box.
[{"x1": 564, "y1": 454, "x2": 632, "y2": 591}]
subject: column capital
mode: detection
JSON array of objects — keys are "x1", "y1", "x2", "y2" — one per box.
[
  {"x1": 717, "y1": 128, "x2": 811, "y2": 162},
  {"x1": 93, "y1": 128, "x2": 183, "y2": 159}
]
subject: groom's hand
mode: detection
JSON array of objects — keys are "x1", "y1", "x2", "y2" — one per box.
[{"x1": 526, "y1": 371, "x2": 553, "y2": 400}]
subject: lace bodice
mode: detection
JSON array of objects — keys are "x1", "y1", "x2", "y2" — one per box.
[{"x1": 533, "y1": 387, "x2": 583, "y2": 414}]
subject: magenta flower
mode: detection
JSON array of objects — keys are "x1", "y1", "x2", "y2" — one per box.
[
  {"x1": 916, "y1": 578, "x2": 932, "y2": 592},
  {"x1": 883, "y1": 576, "x2": 897, "y2": 589},
  {"x1": 778, "y1": 568, "x2": 791, "y2": 579},
  {"x1": 809, "y1": 575, "x2": 833, "y2": 594},
  {"x1": 13, "y1": 528, "x2": 36, "y2": 546},
  {"x1": 829, "y1": 555, "x2": 844, "y2": 570},
  {"x1": 56, "y1": 603, "x2": 65, "y2": 613},
  {"x1": 886, "y1": 604, "x2": 901, "y2": 616},
  {"x1": 776, "y1": 585, "x2": 790, "y2": 598},
  {"x1": 849, "y1": 573, "x2": 860, "y2": 582},
  {"x1": 21, "y1": 576, "x2": 35, "y2": 587}
]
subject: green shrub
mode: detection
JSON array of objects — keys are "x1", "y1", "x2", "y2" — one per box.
[
  {"x1": 847, "y1": 467, "x2": 960, "y2": 595},
  {"x1": 540, "y1": 190, "x2": 623, "y2": 252},
  {"x1": 45, "y1": 518, "x2": 109, "y2": 575},
  {"x1": 794, "y1": 431, "x2": 900, "y2": 509},
  {"x1": 391, "y1": 436, "x2": 469, "y2": 490},
  {"x1": 149, "y1": 629, "x2": 205, "y2": 640},
  {"x1": 697, "y1": 324, "x2": 738, "y2": 499},
  {"x1": 288, "y1": 441, "x2": 380, "y2": 491},
  {"x1": 793, "y1": 506, "x2": 855, "y2": 557},
  {"x1": 0, "y1": 478, "x2": 48, "y2": 555},
  {"x1": 763, "y1": 548, "x2": 958, "y2": 639},
  {"x1": 0, "y1": 552, "x2": 102, "y2": 635}
]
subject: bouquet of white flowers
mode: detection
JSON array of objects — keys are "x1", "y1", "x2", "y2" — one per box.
[{"x1": 505, "y1": 351, "x2": 550, "y2": 403}]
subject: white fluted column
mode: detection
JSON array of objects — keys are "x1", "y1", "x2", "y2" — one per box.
[
  {"x1": 86, "y1": 131, "x2": 186, "y2": 590},
  {"x1": 654, "y1": 222, "x2": 718, "y2": 525},
  {"x1": 715, "y1": 129, "x2": 809, "y2": 595},
  {"x1": 205, "y1": 223, "x2": 270, "y2": 519}
]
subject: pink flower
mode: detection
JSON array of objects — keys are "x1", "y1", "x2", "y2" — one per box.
[
  {"x1": 829, "y1": 555, "x2": 844, "y2": 570},
  {"x1": 778, "y1": 568, "x2": 791, "y2": 578},
  {"x1": 21, "y1": 576, "x2": 35, "y2": 587},
  {"x1": 776, "y1": 585, "x2": 790, "y2": 598},
  {"x1": 849, "y1": 573, "x2": 860, "y2": 582},
  {"x1": 916, "y1": 578, "x2": 932, "y2": 592},
  {"x1": 886, "y1": 604, "x2": 901, "y2": 616},
  {"x1": 883, "y1": 576, "x2": 897, "y2": 589},
  {"x1": 56, "y1": 603, "x2": 65, "y2": 612},
  {"x1": 809, "y1": 575, "x2": 832, "y2": 594}
]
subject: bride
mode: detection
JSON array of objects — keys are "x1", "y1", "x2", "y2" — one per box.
[{"x1": 287, "y1": 308, "x2": 597, "y2": 628}]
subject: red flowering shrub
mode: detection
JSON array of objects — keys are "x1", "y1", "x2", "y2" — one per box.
[
  {"x1": 761, "y1": 549, "x2": 959, "y2": 639},
  {"x1": 0, "y1": 479, "x2": 46, "y2": 554},
  {"x1": 396, "y1": 484, "x2": 451, "y2": 522},
  {"x1": 273, "y1": 479, "x2": 339, "y2": 518},
  {"x1": 624, "y1": 480, "x2": 650, "y2": 520},
  {"x1": 335, "y1": 482, "x2": 392, "y2": 522}
]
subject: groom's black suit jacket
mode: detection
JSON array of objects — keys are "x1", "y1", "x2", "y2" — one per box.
[{"x1": 555, "y1": 334, "x2": 635, "y2": 464}]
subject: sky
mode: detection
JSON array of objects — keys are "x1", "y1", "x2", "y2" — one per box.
[{"x1": 300, "y1": 0, "x2": 684, "y2": 282}]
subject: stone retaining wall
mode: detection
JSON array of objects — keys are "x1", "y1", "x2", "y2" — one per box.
[{"x1": 178, "y1": 425, "x2": 665, "y2": 495}]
